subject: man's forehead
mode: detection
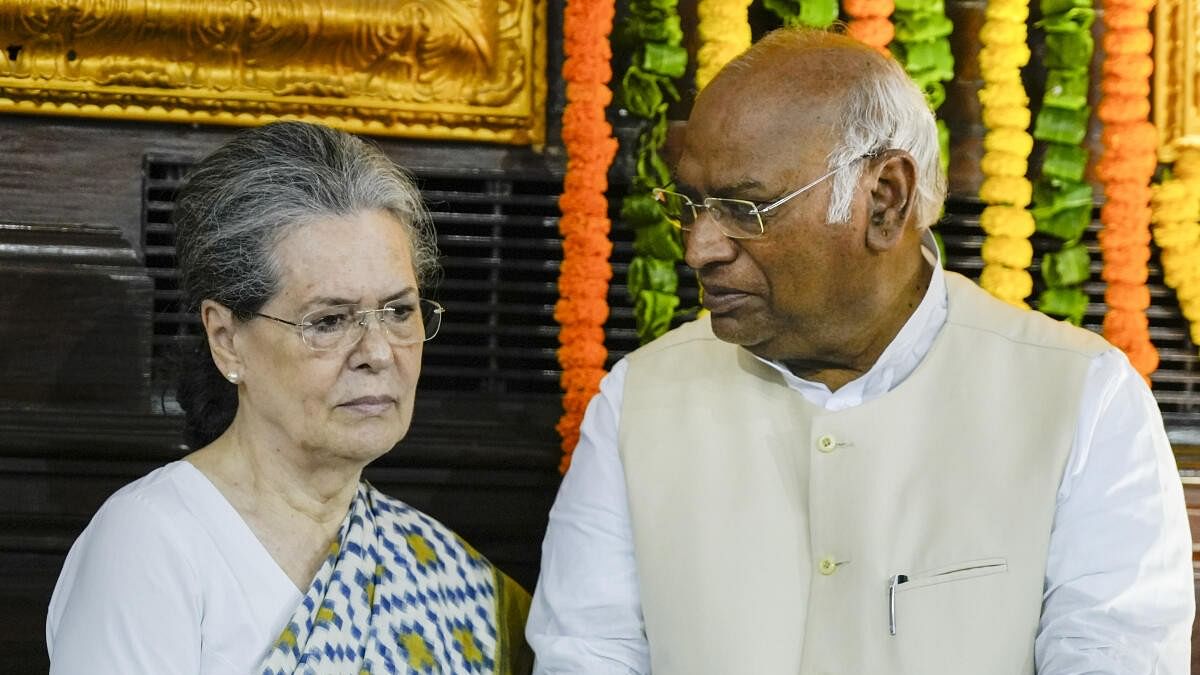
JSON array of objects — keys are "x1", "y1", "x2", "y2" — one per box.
[{"x1": 678, "y1": 91, "x2": 839, "y2": 184}]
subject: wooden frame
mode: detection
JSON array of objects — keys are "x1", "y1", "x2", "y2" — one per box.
[
  {"x1": 0, "y1": 0, "x2": 547, "y2": 145},
  {"x1": 1154, "y1": 0, "x2": 1200, "y2": 161}
]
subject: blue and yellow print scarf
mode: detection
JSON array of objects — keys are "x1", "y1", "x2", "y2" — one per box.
[{"x1": 258, "y1": 483, "x2": 531, "y2": 675}]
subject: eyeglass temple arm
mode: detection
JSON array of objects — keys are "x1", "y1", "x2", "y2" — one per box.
[{"x1": 754, "y1": 151, "x2": 880, "y2": 216}]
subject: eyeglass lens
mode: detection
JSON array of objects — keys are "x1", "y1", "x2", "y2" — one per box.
[
  {"x1": 655, "y1": 189, "x2": 763, "y2": 238},
  {"x1": 299, "y1": 299, "x2": 443, "y2": 351}
]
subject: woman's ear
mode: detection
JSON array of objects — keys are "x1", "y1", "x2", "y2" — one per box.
[
  {"x1": 864, "y1": 149, "x2": 918, "y2": 252},
  {"x1": 200, "y1": 300, "x2": 243, "y2": 383}
]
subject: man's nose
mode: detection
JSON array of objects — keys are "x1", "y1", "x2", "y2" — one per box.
[{"x1": 683, "y1": 208, "x2": 738, "y2": 270}]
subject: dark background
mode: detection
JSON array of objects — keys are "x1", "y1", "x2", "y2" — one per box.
[{"x1": 2, "y1": 1, "x2": 1199, "y2": 672}]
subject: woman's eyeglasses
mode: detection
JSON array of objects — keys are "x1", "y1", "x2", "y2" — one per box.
[{"x1": 254, "y1": 298, "x2": 444, "y2": 352}]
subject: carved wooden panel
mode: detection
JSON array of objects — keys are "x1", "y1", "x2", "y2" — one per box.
[
  {"x1": 1154, "y1": 0, "x2": 1200, "y2": 161},
  {"x1": 0, "y1": 0, "x2": 547, "y2": 145}
]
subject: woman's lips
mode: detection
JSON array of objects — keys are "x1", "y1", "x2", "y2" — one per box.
[{"x1": 339, "y1": 396, "x2": 396, "y2": 415}]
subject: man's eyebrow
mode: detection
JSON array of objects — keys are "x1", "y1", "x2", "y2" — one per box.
[{"x1": 674, "y1": 178, "x2": 767, "y2": 200}]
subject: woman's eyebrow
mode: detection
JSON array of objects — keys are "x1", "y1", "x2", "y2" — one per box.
[{"x1": 300, "y1": 287, "x2": 417, "y2": 311}]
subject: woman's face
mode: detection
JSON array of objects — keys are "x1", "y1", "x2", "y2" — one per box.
[{"x1": 228, "y1": 209, "x2": 424, "y2": 467}]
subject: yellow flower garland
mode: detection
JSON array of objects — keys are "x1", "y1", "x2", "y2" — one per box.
[
  {"x1": 695, "y1": 0, "x2": 753, "y2": 89},
  {"x1": 1151, "y1": 148, "x2": 1200, "y2": 348},
  {"x1": 976, "y1": 0, "x2": 1034, "y2": 306}
]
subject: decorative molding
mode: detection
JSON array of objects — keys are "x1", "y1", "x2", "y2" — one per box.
[
  {"x1": 1154, "y1": 0, "x2": 1200, "y2": 161},
  {"x1": 0, "y1": 0, "x2": 547, "y2": 145}
]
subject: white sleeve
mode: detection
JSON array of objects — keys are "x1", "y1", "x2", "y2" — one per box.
[
  {"x1": 527, "y1": 359, "x2": 651, "y2": 675},
  {"x1": 47, "y1": 491, "x2": 203, "y2": 675},
  {"x1": 1036, "y1": 349, "x2": 1195, "y2": 673}
]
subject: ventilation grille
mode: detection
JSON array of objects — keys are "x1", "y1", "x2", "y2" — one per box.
[{"x1": 143, "y1": 158, "x2": 1199, "y2": 429}]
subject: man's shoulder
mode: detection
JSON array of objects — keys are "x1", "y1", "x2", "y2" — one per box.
[
  {"x1": 625, "y1": 313, "x2": 725, "y2": 364},
  {"x1": 944, "y1": 271, "x2": 1112, "y2": 359}
]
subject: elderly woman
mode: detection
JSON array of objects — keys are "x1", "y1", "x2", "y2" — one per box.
[{"x1": 46, "y1": 121, "x2": 531, "y2": 674}]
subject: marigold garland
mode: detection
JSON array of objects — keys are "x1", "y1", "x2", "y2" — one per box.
[
  {"x1": 1151, "y1": 148, "x2": 1200, "y2": 350},
  {"x1": 696, "y1": 0, "x2": 753, "y2": 89},
  {"x1": 976, "y1": 0, "x2": 1034, "y2": 307},
  {"x1": 1029, "y1": 0, "x2": 1097, "y2": 325},
  {"x1": 845, "y1": 0, "x2": 895, "y2": 52},
  {"x1": 1096, "y1": 0, "x2": 1159, "y2": 380},
  {"x1": 556, "y1": 0, "x2": 619, "y2": 472}
]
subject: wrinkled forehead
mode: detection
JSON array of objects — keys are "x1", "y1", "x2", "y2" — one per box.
[{"x1": 677, "y1": 75, "x2": 843, "y2": 190}]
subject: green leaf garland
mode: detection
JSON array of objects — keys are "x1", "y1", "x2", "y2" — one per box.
[
  {"x1": 891, "y1": 0, "x2": 956, "y2": 256},
  {"x1": 763, "y1": 0, "x2": 839, "y2": 27},
  {"x1": 1031, "y1": 0, "x2": 1095, "y2": 324},
  {"x1": 619, "y1": 0, "x2": 686, "y2": 343}
]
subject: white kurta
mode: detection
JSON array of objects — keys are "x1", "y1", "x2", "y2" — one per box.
[
  {"x1": 527, "y1": 242, "x2": 1194, "y2": 674},
  {"x1": 47, "y1": 461, "x2": 303, "y2": 674}
]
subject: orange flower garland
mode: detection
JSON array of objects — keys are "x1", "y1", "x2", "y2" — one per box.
[
  {"x1": 556, "y1": 0, "x2": 619, "y2": 472},
  {"x1": 1096, "y1": 0, "x2": 1158, "y2": 380},
  {"x1": 845, "y1": 0, "x2": 895, "y2": 52}
]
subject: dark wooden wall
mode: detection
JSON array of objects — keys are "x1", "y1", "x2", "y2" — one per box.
[{"x1": 0, "y1": 114, "x2": 571, "y2": 673}]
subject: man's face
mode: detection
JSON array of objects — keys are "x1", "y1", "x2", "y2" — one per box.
[{"x1": 675, "y1": 84, "x2": 872, "y2": 363}]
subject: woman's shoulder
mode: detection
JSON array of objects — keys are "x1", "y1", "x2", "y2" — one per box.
[{"x1": 56, "y1": 462, "x2": 210, "y2": 584}]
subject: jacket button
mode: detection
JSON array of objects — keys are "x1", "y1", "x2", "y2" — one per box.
[
  {"x1": 816, "y1": 434, "x2": 837, "y2": 453},
  {"x1": 819, "y1": 557, "x2": 838, "y2": 575}
]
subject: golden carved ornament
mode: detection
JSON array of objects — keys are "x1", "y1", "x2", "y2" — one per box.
[
  {"x1": 0, "y1": 0, "x2": 546, "y2": 145},
  {"x1": 1154, "y1": 0, "x2": 1200, "y2": 162}
]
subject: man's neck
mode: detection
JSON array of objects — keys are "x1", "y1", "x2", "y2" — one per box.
[{"x1": 782, "y1": 254, "x2": 933, "y2": 392}]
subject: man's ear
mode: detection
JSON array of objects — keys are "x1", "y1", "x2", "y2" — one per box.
[
  {"x1": 864, "y1": 149, "x2": 918, "y2": 252},
  {"x1": 201, "y1": 300, "x2": 243, "y2": 381}
]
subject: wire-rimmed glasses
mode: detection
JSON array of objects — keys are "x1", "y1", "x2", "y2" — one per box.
[
  {"x1": 652, "y1": 153, "x2": 875, "y2": 239},
  {"x1": 254, "y1": 298, "x2": 445, "y2": 352}
]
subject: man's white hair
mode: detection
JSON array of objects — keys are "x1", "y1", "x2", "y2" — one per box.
[{"x1": 722, "y1": 29, "x2": 947, "y2": 230}]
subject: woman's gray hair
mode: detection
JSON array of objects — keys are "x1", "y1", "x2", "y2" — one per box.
[
  {"x1": 174, "y1": 120, "x2": 440, "y2": 316},
  {"x1": 172, "y1": 120, "x2": 439, "y2": 449},
  {"x1": 722, "y1": 28, "x2": 947, "y2": 230}
]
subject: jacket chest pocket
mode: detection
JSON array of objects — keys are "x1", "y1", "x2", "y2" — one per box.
[{"x1": 887, "y1": 558, "x2": 1035, "y2": 675}]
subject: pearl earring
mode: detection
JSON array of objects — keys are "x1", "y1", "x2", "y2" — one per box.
[{"x1": 226, "y1": 372, "x2": 240, "y2": 384}]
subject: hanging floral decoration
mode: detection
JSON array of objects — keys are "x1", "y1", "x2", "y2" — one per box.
[
  {"x1": 1151, "y1": 148, "x2": 1200, "y2": 351},
  {"x1": 1096, "y1": 0, "x2": 1158, "y2": 380},
  {"x1": 556, "y1": 0, "x2": 619, "y2": 472},
  {"x1": 763, "y1": 0, "x2": 839, "y2": 28},
  {"x1": 890, "y1": 0, "x2": 955, "y2": 259},
  {"x1": 1029, "y1": 0, "x2": 1096, "y2": 325},
  {"x1": 845, "y1": 0, "x2": 895, "y2": 52},
  {"x1": 619, "y1": 0, "x2": 688, "y2": 345},
  {"x1": 696, "y1": 0, "x2": 754, "y2": 89},
  {"x1": 976, "y1": 0, "x2": 1035, "y2": 307}
]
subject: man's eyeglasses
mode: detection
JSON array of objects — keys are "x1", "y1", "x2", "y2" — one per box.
[
  {"x1": 254, "y1": 298, "x2": 445, "y2": 352},
  {"x1": 652, "y1": 153, "x2": 875, "y2": 239}
]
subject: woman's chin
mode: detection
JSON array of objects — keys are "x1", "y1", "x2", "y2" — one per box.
[{"x1": 320, "y1": 420, "x2": 407, "y2": 463}]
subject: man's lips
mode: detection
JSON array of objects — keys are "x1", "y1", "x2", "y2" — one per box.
[
  {"x1": 701, "y1": 284, "x2": 753, "y2": 314},
  {"x1": 338, "y1": 396, "x2": 397, "y2": 414}
]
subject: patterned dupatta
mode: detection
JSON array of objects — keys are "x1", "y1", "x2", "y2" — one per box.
[{"x1": 258, "y1": 483, "x2": 532, "y2": 675}]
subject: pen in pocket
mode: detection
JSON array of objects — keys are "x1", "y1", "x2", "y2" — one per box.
[{"x1": 888, "y1": 573, "x2": 908, "y2": 636}]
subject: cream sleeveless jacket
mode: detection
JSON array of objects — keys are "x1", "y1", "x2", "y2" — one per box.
[{"x1": 618, "y1": 271, "x2": 1110, "y2": 675}]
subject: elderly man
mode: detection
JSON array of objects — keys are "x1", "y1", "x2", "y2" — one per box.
[{"x1": 526, "y1": 27, "x2": 1194, "y2": 675}]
